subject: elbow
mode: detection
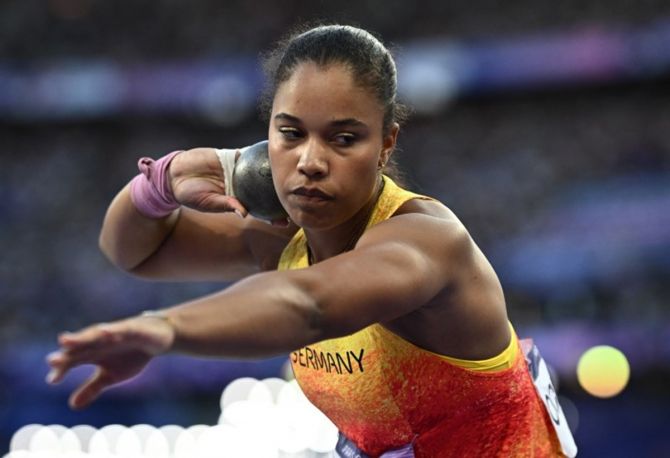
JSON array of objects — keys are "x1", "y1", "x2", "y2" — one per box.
[
  {"x1": 290, "y1": 291, "x2": 329, "y2": 342},
  {"x1": 288, "y1": 273, "x2": 376, "y2": 342},
  {"x1": 304, "y1": 305, "x2": 360, "y2": 345},
  {"x1": 308, "y1": 298, "x2": 362, "y2": 341},
  {"x1": 282, "y1": 277, "x2": 337, "y2": 344},
  {"x1": 98, "y1": 231, "x2": 117, "y2": 266},
  {"x1": 98, "y1": 231, "x2": 138, "y2": 273}
]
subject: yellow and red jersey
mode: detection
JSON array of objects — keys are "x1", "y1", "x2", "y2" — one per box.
[{"x1": 278, "y1": 177, "x2": 563, "y2": 457}]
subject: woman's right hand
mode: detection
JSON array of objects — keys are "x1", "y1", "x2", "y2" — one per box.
[
  {"x1": 46, "y1": 315, "x2": 176, "y2": 410},
  {"x1": 169, "y1": 148, "x2": 248, "y2": 216}
]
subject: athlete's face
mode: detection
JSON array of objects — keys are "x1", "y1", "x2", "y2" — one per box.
[{"x1": 268, "y1": 62, "x2": 398, "y2": 230}]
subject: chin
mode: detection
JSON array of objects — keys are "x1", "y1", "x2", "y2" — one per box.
[{"x1": 288, "y1": 208, "x2": 338, "y2": 230}]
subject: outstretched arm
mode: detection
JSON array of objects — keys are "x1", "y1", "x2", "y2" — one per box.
[
  {"x1": 47, "y1": 213, "x2": 471, "y2": 408},
  {"x1": 164, "y1": 213, "x2": 464, "y2": 357}
]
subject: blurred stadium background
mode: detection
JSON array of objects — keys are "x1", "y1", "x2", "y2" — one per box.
[{"x1": 1, "y1": 0, "x2": 669, "y2": 456}]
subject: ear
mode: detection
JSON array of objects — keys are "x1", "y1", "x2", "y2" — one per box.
[{"x1": 379, "y1": 122, "x2": 400, "y2": 168}]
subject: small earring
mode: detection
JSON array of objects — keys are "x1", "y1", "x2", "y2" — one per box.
[{"x1": 378, "y1": 151, "x2": 387, "y2": 170}]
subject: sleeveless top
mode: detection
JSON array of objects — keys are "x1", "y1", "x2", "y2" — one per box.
[{"x1": 278, "y1": 177, "x2": 563, "y2": 457}]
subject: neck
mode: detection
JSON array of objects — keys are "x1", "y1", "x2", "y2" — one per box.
[{"x1": 305, "y1": 177, "x2": 385, "y2": 265}]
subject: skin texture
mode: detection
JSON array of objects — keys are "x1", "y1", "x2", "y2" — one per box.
[
  {"x1": 47, "y1": 62, "x2": 510, "y2": 410},
  {"x1": 267, "y1": 62, "x2": 397, "y2": 262}
]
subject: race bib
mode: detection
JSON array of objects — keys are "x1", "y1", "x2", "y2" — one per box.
[{"x1": 523, "y1": 339, "x2": 578, "y2": 458}]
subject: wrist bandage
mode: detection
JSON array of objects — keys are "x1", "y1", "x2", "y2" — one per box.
[{"x1": 129, "y1": 150, "x2": 182, "y2": 219}]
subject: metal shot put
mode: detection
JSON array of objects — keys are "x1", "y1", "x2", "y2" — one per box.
[{"x1": 233, "y1": 140, "x2": 288, "y2": 222}]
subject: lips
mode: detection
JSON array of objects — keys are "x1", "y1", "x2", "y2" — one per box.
[{"x1": 292, "y1": 186, "x2": 333, "y2": 200}]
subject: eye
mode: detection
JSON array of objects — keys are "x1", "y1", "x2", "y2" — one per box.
[
  {"x1": 332, "y1": 133, "x2": 356, "y2": 147},
  {"x1": 278, "y1": 127, "x2": 303, "y2": 140}
]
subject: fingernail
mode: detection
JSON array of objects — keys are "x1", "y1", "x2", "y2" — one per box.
[
  {"x1": 47, "y1": 352, "x2": 60, "y2": 363},
  {"x1": 46, "y1": 370, "x2": 57, "y2": 384},
  {"x1": 234, "y1": 210, "x2": 244, "y2": 218},
  {"x1": 59, "y1": 332, "x2": 73, "y2": 341}
]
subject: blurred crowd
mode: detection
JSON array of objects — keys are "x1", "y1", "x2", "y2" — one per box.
[{"x1": 3, "y1": 0, "x2": 670, "y2": 60}]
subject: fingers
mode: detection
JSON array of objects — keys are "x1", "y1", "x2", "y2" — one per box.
[
  {"x1": 46, "y1": 345, "x2": 106, "y2": 384},
  {"x1": 57, "y1": 325, "x2": 118, "y2": 359},
  {"x1": 188, "y1": 194, "x2": 249, "y2": 216},
  {"x1": 45, "y1": 323, "x2": 121, "y2": 384},
  {"x1": 45, "y1": 351, "x2": 116, "y2": 409},
  {"x1": 58, "y1": 323, "x2": 117, "y2": 349},
  {"x1": 46, "y1": 319, "x2": 158, "y2": 410},
  {"x1": 46, "y1": 352, "x2": 68, "y2": 384},
  {"x1": 68, "y1": 367, "x2": 114, "y2": 410},
  {"x1": 223, "y1": 196, "x2": 248, "y2": 217},
  {"x1": 46, "y1": 346, "x2": 95, "y2": 384}
]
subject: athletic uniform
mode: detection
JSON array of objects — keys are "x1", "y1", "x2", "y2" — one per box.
[{"x1": 278, "y1": 177, "x2": 568, "y2": 457}]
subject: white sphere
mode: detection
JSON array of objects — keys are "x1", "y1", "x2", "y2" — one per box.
[
  {"x1": 114, "y1": 428, "x2": 142, "y2": 455},
  {"x1": 158, "y1": 424, "x2": 184, "y2": 452},
  {"x1": 276, "y1": 380, "x2": 305, "y2": 407},
  {"x1": 220, "y1": 399, "x2": 274, "y2": 429},
  {"x1": 89, "y1": 424, "x2": 126, "y2": 454},
  {"x1": 247, "y1": 380, "x2": 274, "y2": 405},
  {"x1": 185, "y1": 424, "x2": 210, "y2": 441},
  {"x1": 24, "y1": 452, "x2": 53, "y2": 458},
  {"x1": 196, "y1": 425, "x2": 240, "y2": 458},
  {"x1": 220, "y1": 377, "x2": 258, "y2": 410},
  {"x1": 69, "y1": 425, "x2": 97, "y2": 453},
  {"x1": 173, "y1": 429, "x2": 197, "y2": 458},
  {"x1": 129, "y1": 424, "x2": 157, "y2": 446},
  {"x1": 307, "y1": 420, "x2": 338, "y2": 453},
  {"x1": 28, "y1": 426, "x2": 60, "y2": 452},
  {"x1": 236, "y1": 427, "x2": 279, "y2": 458},
  {"x1": 61, "y1": 452, "x2": 91, "y2": 458},
  {"x1": 277, "y1": 424, "x2": 308, "y2": 455},
  {"x1": 60, "y1": 429, "x2": 83, "y2": 452},
  {"x1": 260, "y1": 377, "x2": 287, "y2": 404},
  {"x1": 9, "y1": 424, "x2": 43, "y2": 451},
  {"x1": 144, "y1": 429, "x2": 170, "y2": 458},
  {"x1": 46, "y1": 425, "x2": 68, "y2": 438},
  {"x1": 87, "y1": 452, "x2": 116, "y2": 458},
  {"x1": 3, "y1": 451, "x2": 33, "y2": 458}
]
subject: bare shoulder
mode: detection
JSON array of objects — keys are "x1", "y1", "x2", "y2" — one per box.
[
  {"x1": 367, "y1": 197, "x2": 510, "y2": 360},
  {"x1": 367, "y1": 197, "x2": 470, "y2": 254},
  {"x1": 395, "y1": 196, "x2": 457, "y2": 220}
]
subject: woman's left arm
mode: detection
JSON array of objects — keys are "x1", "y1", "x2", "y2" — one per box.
[
  {"x1": 165, "y1": 213, "x2": 470, "y2": 356},
  {"x1": 47, "y1": 213, "x2": 471, "y2": 408}
]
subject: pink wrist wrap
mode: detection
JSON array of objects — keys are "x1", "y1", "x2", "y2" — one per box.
[{"x1": 129, "y1": 150, "x2": 183, "y2": 218}]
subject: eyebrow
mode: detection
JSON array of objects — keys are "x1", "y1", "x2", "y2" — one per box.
[{"x1": 274, "y1": 112, "x2": 368, "y2": 128}]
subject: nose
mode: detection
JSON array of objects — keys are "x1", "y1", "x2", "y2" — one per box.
[{"x1": 297, "y1": 139, "x2": 328, "y2": 179}]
